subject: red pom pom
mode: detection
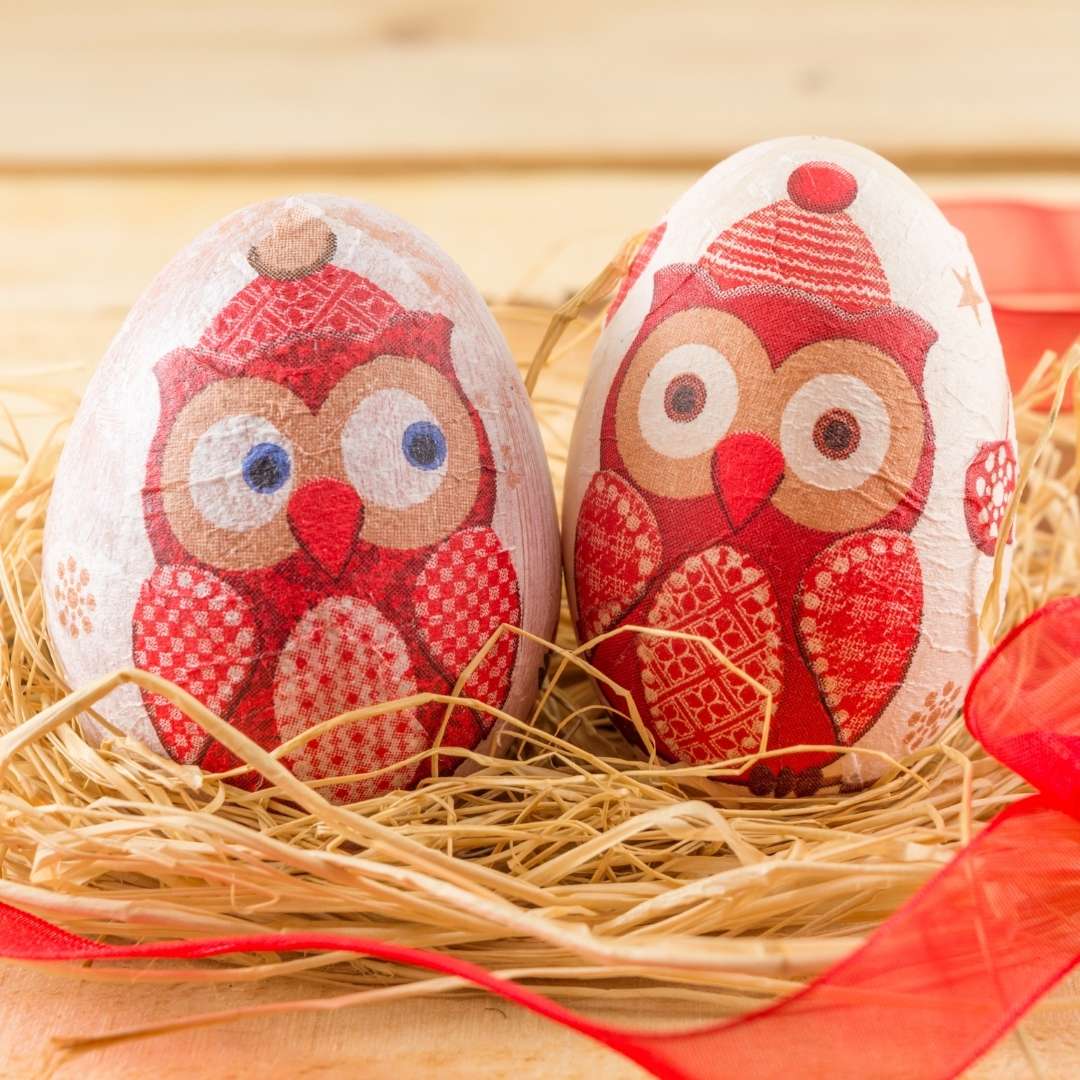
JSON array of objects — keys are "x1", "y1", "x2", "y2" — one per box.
[{"x1": 787, "y1": 162, "x2": 858, "y2": 214}]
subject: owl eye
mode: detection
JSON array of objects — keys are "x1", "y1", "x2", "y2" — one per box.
[
  {"x1": 242, "y1": 442, "x2": 292, "y2": 493},
  {"x1": 401, "y1": 420, "x2": 447, "y2": 471},
  {"x1": 780, "y1": 374, "x2": 890, "y2": 491},
  {"x1": 638, "y1": 344, "x2": 738, "y2": 459},
  {"x1": 342, "y1": 389, "x2": 449, "y2": 509},
  {"x1": 812, "y1": 409, "x2": 861, "y2": 460},
  {"x1": 189, "y1": 415, "x2": 295, "y2": 531}
]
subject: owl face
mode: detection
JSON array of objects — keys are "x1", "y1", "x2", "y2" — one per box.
[
  {"x1": 601, "y1": 268, "x2": 937, "y2": 539},
  {"x1": 144, "y1": 312, "x2": 495, "y2": 576}
]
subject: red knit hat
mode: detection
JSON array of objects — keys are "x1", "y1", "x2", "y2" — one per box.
[
  {"x1": 200, "y1": 207, "x2": 404, "y2": 360},
  {"x1": 699, "y1": 162, "x2": 891, "y2": 314}
]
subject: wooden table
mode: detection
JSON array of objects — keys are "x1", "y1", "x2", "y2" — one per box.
[{"x1": 3, "y1": 3, "x2": 1079, "y2": 1076}]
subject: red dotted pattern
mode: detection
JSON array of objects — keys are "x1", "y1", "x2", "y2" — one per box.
[
  {"x1": 796, "y1": 531, "x2": 923, "y2": 746},
  {"x1": 964, "y1": 440, "x2": 1017, "y2": 556},
  {"x1": 133, "y1": 566, "x2": 257, "y2": 764},
  {"x1": 273, "y1": 597, "x2": 428, "y2": 803},
  {"x1": 413, "y1": 528, "x2": 520, "y2": 722}
]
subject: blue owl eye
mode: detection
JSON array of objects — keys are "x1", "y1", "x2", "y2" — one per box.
[
  {"x1": 242, "y1": 442, "x2": 292, "y2": 494},
  {"x1": 401, "y1": 421, "x2": 447, "y2": 471}
]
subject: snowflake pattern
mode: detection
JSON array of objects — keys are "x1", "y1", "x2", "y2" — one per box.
[
  {"x1": 903, "y1": 681, "x2": 962, "y2": 752},
  {"x1": 53, "y1": 556, "x2": 96, "y2": 639}
]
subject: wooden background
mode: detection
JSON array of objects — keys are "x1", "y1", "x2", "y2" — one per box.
[{"x1": 2, "y1": 1, "x2": 1079, "y2": 1076}]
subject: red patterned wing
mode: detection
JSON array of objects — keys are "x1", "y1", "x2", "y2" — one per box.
[
  {"x1": 574, "y1": 470, "x2": 663, "y2": 642},
  {"x1": 795, "y1": 531, "x2": 923, "y2": 745},
  {"x1": 132, "y1": 566, "x2": 258, "y2": 764},
  {"x1": 413, "y1": 527, "x2": 521, "y2": 742}
]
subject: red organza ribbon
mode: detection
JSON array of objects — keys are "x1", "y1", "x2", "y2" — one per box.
[{"x1": 0, "y1": 595, "x2": 1077, "y2": 1077}]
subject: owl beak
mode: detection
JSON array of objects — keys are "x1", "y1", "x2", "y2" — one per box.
[
  {"x1": 287, "y1": 478, "x2": 364, "y2": 578},
  {"x1": 712, "y1": 433, "x2": 784, "y2": 529}
]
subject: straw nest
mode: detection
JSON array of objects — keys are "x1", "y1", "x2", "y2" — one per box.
[{"x1": 0, "y1": 237, "x2": 1077, "y2": 1044}]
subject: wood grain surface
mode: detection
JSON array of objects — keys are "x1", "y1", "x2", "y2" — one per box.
[
  {"x1": 4, "y1": 1, "x2": 1080, "y2": 169},
  {"x1": 2, "y1": 2, "x2": 1079, "y2": 1076},
  {"x1": 0, "y1": 962, "x2": 1078, "y2": 1078}
]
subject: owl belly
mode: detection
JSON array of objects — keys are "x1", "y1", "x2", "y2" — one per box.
[
  {"x1": 194, "y1": 529, "x2": 521, "y2": 798},
  {"x1": 594, "y1": 534, "x2": 849, "y2": 784},
  {"x1": 272, "y1": 596, "x2": 430, "y2": 803},
  {"x1": 634, "y1": 544, "x2": 783, "y2": 763}
]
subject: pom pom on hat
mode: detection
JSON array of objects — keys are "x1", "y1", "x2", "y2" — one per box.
[
  {"x1": 786, "y1": 162, "x2": 858, "y2": 214},
  {"x1": 248, "y1": 206, "x2": 337, "y2": 281}
]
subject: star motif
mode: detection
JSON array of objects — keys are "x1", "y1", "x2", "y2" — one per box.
[
  {"x1": 953, "y1": 267, "x2": 985, "y2": 325},
  {"x1": 500, "y1": 442, "x2": 523, "y2": 490}
]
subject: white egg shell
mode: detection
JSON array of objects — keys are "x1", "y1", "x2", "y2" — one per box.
[
  {"x1": 564, "y1": 136, "x2": 1016, "y2": 794},
  {"x1": 44, "y1": 195, "x2": 560, "y2": 801}
]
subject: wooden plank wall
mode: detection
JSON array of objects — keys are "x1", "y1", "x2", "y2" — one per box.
[
  {"x1": 5, "y1": 1, "x2": 1080, "y2": 168},
  {"x1": 2, "y1": 2, "x2": 1079, "y2": 1076}
]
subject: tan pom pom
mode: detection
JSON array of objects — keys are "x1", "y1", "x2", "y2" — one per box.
[{"x1": 248, "y1": 208, "x2": 337, "y2": 281}]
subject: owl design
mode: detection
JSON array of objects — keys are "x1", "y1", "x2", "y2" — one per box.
[
  {"x1": 134, "y1": 210, "x2": 520, "y2": 802},
  {"x1": 573, "y1": 163, "x2": 967, "y2": 795}
]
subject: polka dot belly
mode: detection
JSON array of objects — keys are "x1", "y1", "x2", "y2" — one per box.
[{"x1": 273, "y1": 597, "x2": 429, "y2": 803}]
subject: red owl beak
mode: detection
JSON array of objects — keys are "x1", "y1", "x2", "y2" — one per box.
[
  {"x1": 287, "y1": 478, "x2": 363, "y2": 578},
  {"x1": 712, "y1": 434, "x2": 784, "y2": 529}
]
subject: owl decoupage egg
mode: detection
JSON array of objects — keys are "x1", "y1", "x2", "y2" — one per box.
[
  {"x1": 44, "y1": 197, "x2": 561, "y2": 802},
  {"x1": 565, "y1": 136, "x2": 1016, "y2": 796}
]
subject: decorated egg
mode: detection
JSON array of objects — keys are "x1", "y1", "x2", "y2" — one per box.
[
  {"x1": 565, "y1": 136, "x2": 1016, "y2": 795},
  {"x1": 44, "y1": 196, "x2": 560, "y2": 801}
]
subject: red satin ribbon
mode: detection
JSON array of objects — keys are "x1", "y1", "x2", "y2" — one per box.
[{"x1": 0, "y1": 595, "x2": 1078, "y2": 1078}]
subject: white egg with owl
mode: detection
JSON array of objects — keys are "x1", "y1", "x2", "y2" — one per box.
[
  {"x1": 45, "y1": 197, "x2": 561, "y2": 803},
  {"x1": 565, "y1": 136, "x2": 1016, "y2": 795}
]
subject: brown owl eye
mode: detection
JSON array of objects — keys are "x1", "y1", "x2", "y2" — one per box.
[
  {"x1": 813, "y1": 409, "x2": 861, "y2": 460},
  {"x1": 663, "y1": 374, "x2": 707, "y2": 423}
]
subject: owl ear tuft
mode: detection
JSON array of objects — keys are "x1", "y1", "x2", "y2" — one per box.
[
  {"x1": 649, "y1": 263, "x2": 723, "y2": 317},
  {"x1": 377, "y1": 309, "x2": 456, "y2": 373},
  {"x1": 248, "y1": 208, "x2": 337, "y2": 281},
  {"x1": 152, "y1": 348, "x2": 242, "y2": 406},
  {"x1": 861, "y1": 308, "x2": 939, "y2": 385}
]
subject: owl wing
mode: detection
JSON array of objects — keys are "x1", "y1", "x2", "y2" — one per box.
[
  {"x1": 573, "y1": 470, "x2": 663, "y2": 642},
  {"x1": 132, "y1": 565, "x2": 258, "y2": 765},
  {"x1": 795, "y1": 530, "x2": 923, "y2": 746},
  {"x1": 412, "y1": 527, "x2": 521, "y2": 743}
]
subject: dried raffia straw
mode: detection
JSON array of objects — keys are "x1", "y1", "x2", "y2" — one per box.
[{"x1": 0, "y1": 232, "x2": 1077, "y2": 1060}]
